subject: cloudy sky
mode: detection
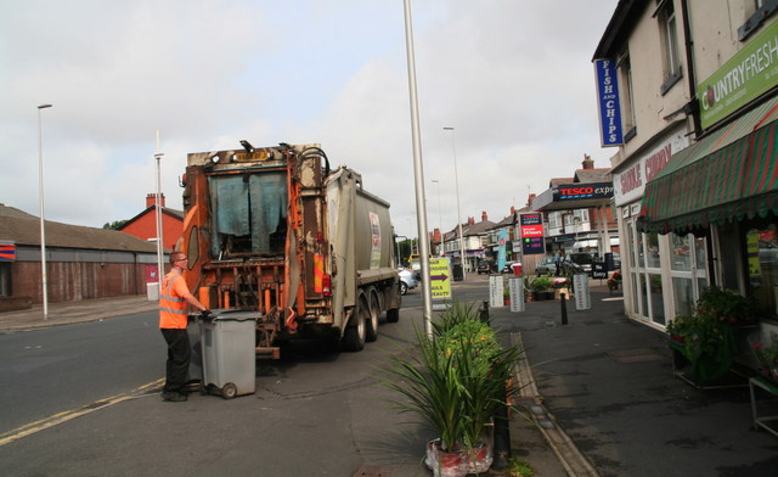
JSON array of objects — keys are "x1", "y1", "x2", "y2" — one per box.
[{"x1": 1, "y1": 0, "x2": 618, "y2": 239}]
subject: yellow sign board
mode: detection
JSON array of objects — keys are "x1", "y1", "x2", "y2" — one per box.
[{"x1": 429, "y1": 257, "x2": 452, "y2": 300}]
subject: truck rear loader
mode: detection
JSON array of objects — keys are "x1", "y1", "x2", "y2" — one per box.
[{"x1": 179, "y1": 143, "x2": 401, "y2": 358}]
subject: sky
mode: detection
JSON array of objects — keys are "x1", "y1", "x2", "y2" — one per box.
[{"x1": 0, "y1": 0, "x2": 619, "y2": 239}]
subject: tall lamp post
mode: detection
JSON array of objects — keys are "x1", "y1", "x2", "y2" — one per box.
[
  {"x1": 402, "y1": 0, "x2": 433, "y2": 338},
  {"x1": 37, "y1": 103, "x2": 52, "y2": 320},
  {"x1": 431, "y1": 179, "x2": 443, "y2": 256},
  {"x1": 443, "y1": 126, "x2": 467, "y2": 280}
]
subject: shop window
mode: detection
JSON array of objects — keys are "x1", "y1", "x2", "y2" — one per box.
[
  {"x1": 646, "y1": 233, "x2": 661, "y2": 268},
  {"x1": 617, "y1": 51, "x2": 637, "y2": 140},
  {"x1": 657, "y1": 0, "x2": 682, "y2": 94},
  {"x1": 746, "y1": 223, "x2": 778, "y2": 317},
  {"x1": 649, "y1": 273, "x2": 665, "y2": 324},
  {"x1": 717, "y1": 222, "x2": 743, "y2": 291},
  {"x1": 0, "y1": 263, "x2": 10, "y2": 297},
  {"x1": 631, "y1": 273, "x2": 640, "y2": 314},
  {"x1": 627, "y1": 222, "x2": 636, "y2": 268},
  {"x1": 671, "y1": 234, "x2": 692, "y2": 270},
  {"x1": 673, "y1": 277, "x2": 694, "y2": 316}
]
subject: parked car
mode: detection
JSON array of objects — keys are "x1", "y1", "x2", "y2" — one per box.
[
  {"x1": 564, "y1": 252, "x2": 595, "y2": 274},
  {"x1": 398, "y1": 268, "x2": 418, "y2": 295},
  {"x1": 477, "y1": 260, "x2": 492, "y2": 274},
  {"x1": 535, "y1": 256, "x2": 558, "y2": 276}
]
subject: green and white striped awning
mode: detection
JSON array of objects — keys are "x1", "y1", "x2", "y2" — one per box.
[{"x1": 640, "y1": 96, "x2": 778, "y2": 233}]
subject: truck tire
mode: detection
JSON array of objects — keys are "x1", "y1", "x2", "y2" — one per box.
[
  {"x1": 366, "y1": 288, "x2": 380, "y2": 342},
  {"x1": 342, "y1": 296, "x2": 368, "y2": 352},
  {"x1": 386, "y1": 308, "x2": 400, "y2": 323}
]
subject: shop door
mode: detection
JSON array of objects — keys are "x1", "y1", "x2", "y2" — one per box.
[{"x1": 626, "y1": 219, "x2": 666, "y2": 325}]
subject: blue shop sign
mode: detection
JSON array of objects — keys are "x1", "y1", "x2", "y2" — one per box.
[{"x1": 594, "y1": 58, "x2": 623, "y2": 147}]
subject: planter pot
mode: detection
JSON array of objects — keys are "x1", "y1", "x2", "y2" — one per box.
[
  {"x1": 425, "y1": 439, "x2": 467, "y2": 477},
  {"x1": 464, "y1": 441, "x2": 493, "y2": 474}
]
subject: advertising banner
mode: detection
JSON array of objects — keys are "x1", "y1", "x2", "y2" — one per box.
[
  {"x1": 489, "y1": 275, "x2": 504, "y2": 308},
  {"x1": 497, "y1": 229, "x2": 508, "y2": 272},
  {"x1": 697, "y1": 18, "x2": 778, "y2": 129},
  {"x1": 554, "y1": 183, "x2": 614, "y2": 201},
  {"x1": 594, "y1": 58, "x2": 623, "y2": 147},
  {"x1": 509, "y1": 278, "x2": 525, "y2": 313},
  {"x1": 429, "y1": 257, "x2": 452, "y2": 301},
  {"x1": 0, "y1": 241, "x2": 16, "y2": 262},
  {"x1": 520, "y1": 213, "x2": 545, "y2": 255}
]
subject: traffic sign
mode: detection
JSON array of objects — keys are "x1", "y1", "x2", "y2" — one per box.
[{"x1": 429, "y1": 257, "x2": 452, "y2": 300}]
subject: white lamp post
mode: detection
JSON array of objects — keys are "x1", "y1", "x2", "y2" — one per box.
[
  {"x1": 403, "y1": 0, "x2": 433, "y2": 338},
  {"x1": 443, "y1": 126, "x2": 467, "y2": 280},
  {"x1": 37, "y1": 104, "x2": 52, "y2": 320}
]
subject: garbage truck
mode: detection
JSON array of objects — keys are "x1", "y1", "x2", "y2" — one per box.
[{"x1": 179, "y1": 142, "x2": 401, "y2": 358}]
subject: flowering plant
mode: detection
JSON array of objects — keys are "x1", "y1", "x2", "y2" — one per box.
[
  {"x1": 607, "y1": 272, "x2": 622, "y2": 291},
  {"x1": 752, "y1": 334, "x2": 778, "y2": 382}
]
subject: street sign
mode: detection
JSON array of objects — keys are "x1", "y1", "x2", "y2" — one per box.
[
  {"x1": 592, "y1": 262, "x2": 607, "y2": 279},
  {"x1": 489, "y1": 275, "x2": 504, "y2": 308},
  {"x1": 573, "y1": 273, "x2": 591, "y2": 310},
  {"x1": 509, "y1": 278, "x2": 524, "y2": 313},
  {"x1": 429, "y1": 257, "x2": 452, "y2": 301}
]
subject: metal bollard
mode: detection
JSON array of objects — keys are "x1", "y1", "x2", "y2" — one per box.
[
  {"x1": 480, "y1": 300, "x2": 490, "y2": 325},
  {"x1": 491, "y1": 383, "x2": 511, "y2": 469},
  {"x1": 560, "y1": 292, "x2": 568, "y2": 325}
]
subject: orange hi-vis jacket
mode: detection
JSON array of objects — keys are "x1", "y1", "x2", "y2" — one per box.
[{"x1": 159, "y1": 272, "x2": 189, "y2": 329}]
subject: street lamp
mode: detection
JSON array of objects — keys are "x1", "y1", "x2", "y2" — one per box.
[
  {"x1": 431, "y1": 179, "x2": 443, "y2": 256},
  {"x1": 443, "y1": 126, "x2": 467, "y2": 280},
  {"x1": 403, "y1": 0, "x2": 433, "y2": 338},
  {"x1": 154, "y1": 130, "x2": 164, "y2": 293},
  {"x1": 37, "y1": 103, "x2": 52, "y2": 320}
]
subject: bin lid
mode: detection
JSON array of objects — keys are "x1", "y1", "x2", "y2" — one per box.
[{"x1": 211, "y1": 309, "x2": 260, "y2": 322}]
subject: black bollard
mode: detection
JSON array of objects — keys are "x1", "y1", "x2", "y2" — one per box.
[
  {"x1": 480, "y1": 300, "x2": 490, "y2": 325},
  {"x1": 491, "y1": 383, "x2": 511, "y2": 469},
  {"x1": 560, "y1": 292, "x2": 568, "y2": 325}
]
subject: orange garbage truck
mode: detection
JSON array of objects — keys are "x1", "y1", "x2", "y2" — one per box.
[{"x1": 179, "y1": 143, "x2": 401, "y2": 358}]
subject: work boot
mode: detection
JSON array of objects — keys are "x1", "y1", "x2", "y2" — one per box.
[{"x1": 162, "y1": 391, "x2": 188, "y2": 402}]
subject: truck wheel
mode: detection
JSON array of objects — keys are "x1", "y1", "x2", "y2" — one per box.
[
  {"x1": 386, "y1": 308, "x2": 400, "y2": 323},
  {"x1": 342, "y1": 297, "x2": 367, "y2": 352},
  {"x1": 366, "y1": 289, "x2": 380, "y2": 342}
]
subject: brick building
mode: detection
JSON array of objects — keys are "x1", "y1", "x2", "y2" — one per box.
[
  {"x1": 0, "y1": 204, "x2": 158, "y2": 310},
  {"x1": 118, "y1": 193, "x2": 183, "y2": 251}
]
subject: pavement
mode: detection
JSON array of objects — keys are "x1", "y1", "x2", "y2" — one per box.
[{"x1": 3, "y1": 282, "x2": 778, "y2": 476}]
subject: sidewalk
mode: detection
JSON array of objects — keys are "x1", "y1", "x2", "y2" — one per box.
[
  {"x1": 490, "y1": 287, "x2": 778, "y2": 477},
  {"x1": 0, "y1": 295, "x2": 157, "y2": 333}
]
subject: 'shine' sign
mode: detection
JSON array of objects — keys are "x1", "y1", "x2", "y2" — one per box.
[{"x1": 594, "y1": 59, "x2": 623, "y2": 147}]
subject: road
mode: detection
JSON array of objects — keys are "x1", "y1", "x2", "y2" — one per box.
[{"x1": 0, "y1": 280, "x2": 494, "y2": 476}]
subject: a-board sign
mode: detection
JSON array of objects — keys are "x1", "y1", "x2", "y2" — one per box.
[
  {"x1": 509, "y1": 278, "x2": 525, "y2": 313},
  {"x1": 592, "y1": 262, "x2": 607, "y2": 279},
  {"x1": 489, "y1": 275, "x2": 504, "y2": 308},
  {"x1": 429, "y1": 257, "x2": 452, "y2": 300},
  {"x1": 573, "y1": 273, "x2": 591, "y2": 310}
]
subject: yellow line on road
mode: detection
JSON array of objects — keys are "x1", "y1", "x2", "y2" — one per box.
[{"x1": 0, "y1": 377, "x2": 164, "y2": 447}]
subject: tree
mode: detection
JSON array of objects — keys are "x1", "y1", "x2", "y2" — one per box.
[{"x1": 103, "y1": 220, "x2": 128, "y2": 230}]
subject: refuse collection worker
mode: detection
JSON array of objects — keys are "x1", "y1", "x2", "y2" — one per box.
[{"x1": 159, "y1": 251, "x2": 208, "y2": 402}]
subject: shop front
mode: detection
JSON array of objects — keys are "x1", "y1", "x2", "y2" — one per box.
[
  {"x1": 612, "y1": 124, "x2": 693, "y2": 328},
  {"x1": 640, "y1": 96, "x2": 778, "y2": 338}
]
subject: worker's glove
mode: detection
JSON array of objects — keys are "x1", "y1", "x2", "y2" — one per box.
[{"x1": 200, "y1": 309, "x2": 213, "y2": 321}]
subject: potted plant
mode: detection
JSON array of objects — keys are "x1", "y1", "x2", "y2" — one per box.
[
  {"x1": 752, "y1": 333, "x2": 778, "y2": 383},
  {"x1": 607, "y1": 271, "x2": 621, "y2": 293},
  {"x1": 529, "y1": 276, "x2": 554, "y2": 301},
  {"x1": 387, "y1": 303, "x2": 518, "y2": 476},
  {"x1": 694, "y1": 287, "x2": 757, "y2": 326},
  {"x1": 667, "y1": 313, "x2": 737, "y2": 384}
]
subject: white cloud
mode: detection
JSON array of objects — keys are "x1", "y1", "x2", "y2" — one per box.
[{"x1": 1, "y1": 0, "x2": 619, "y2": 240}]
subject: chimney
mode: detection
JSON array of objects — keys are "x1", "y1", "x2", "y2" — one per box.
[
  {"x1": 582, "y1": 153, "x2": 594, "y2": 170},
  {"x1": 527, "y1": 193, "x2": 536, "y2": 207},
  {"x1": 433, "y1": 228, "x2": 441, "y2": 243},
  {"x1": 468, "y1": 216, "x2": 475, "y2": 225},
  {"x1": 481, "y1": 211, "x2": 488, "y2": 222},
  {"x1": 146, "y1": 193, "x2": 166, "y2": 208}
]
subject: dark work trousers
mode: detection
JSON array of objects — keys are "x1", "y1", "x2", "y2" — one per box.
[{"x1": 161, "y1": 328, "x2": 191, "y2": 393}]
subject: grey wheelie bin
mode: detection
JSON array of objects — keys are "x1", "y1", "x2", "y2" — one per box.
[{"x1": 200, "y1": 310, "x2": 257, "y2": 399}]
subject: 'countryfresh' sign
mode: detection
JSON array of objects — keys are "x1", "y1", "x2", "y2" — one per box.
[{"x1": 697, "y1": 18, "x2": 778, "y2": 129}]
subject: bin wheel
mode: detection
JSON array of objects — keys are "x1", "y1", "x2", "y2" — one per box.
[{"x1": 222, "y1": 383, "x2": 238, "y2": 399}]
